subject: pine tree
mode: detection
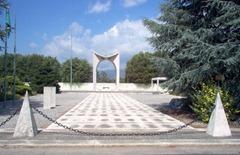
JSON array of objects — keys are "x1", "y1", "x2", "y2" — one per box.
[
  {"x1": 144, "y1": 0, "x2": 240, "y2": 98},
  {"x1": 61, "y1": 58, "x2": 92, "y2": 83},
  {"x1": 126, "y1": 52, "x2": 157, "y2": 83}
]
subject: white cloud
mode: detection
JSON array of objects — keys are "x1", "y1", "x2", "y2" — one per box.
[
  {"x1": 29, "y1": 42, "x2": 38, "y2": 48},
  {"x1": 123, "y1": 0, "x2": 147, "y2": 7},
  {"x1": 43, "y1": 22, "x2": 92, "y2": 60},
  {"x1": 88, "y1": 0, "x2": 111, "y2": 14},
  {"x1": 91, "y1": 19, "x2": 152, "y2": 55},
  {"x1": 43, "y1": 19, "x2": 153, "y2": 67}
]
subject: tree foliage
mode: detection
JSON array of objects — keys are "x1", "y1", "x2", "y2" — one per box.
[
  {"x1": 30, "y1": 56, "x2": 61, "y2": 93},
  {"x1": 0, "y1": 54, "x2": 61, "y2": 93},
  {"x1": 144, "y1": 0, "x2": 240, "y2": 98},
  {"x1": 191, "y1": 83, "x2": 239, "y2": 122},
  {"x1": 125, "y1": 52, "x2": 157, "y2": 83},
  {"x1": 61, "y1": 58, "x2": 92, "y2": 83},
  {"x1": 0, "y1": 76, "x2": 32, "y2": 101},
  {"x1": 0, "y1": 0, "x2": 9, "y2": 41}
]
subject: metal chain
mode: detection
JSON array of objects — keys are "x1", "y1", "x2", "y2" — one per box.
[
  {"x1": 32, "y1": 106, "x2": 197, "y2": 136},
  {"x1": 0, "y1": 108, "x2": 20, "y2": 127}
]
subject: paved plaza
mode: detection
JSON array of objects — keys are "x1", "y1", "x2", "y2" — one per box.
[{"x1": 47, "y1": 93, "x2": 192, "y2": 132}]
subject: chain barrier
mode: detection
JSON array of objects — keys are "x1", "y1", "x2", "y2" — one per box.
[
  {"x1": 32, "y1": 106, "x2": 197, "y2": 136},
  {"x1": 0, "y1": 108, "x2": 20, "y2": 127}
]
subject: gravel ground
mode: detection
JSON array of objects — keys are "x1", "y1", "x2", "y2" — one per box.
[{"x1": 0, "y1": 92, "x2": 89, "y2": 129}]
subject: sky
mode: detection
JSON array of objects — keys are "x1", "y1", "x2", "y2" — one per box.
[{"x1": 6, "y1": 0, "x2": 163, "y2": 71}]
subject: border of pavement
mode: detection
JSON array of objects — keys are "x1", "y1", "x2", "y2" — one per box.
[
  {"x1": 0, "y1": 139, "x2": 240, "y2": 148},
  {"x1": 2, "y1": 128, "x2": 240, "y2": 133}
]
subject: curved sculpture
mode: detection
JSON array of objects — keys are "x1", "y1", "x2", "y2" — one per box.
[{"x1": 93, "y1": 51, "x2": 120, "y2": 90}]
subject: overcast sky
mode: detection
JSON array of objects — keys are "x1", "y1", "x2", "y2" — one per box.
[{"x1": 7, "y1": 0, "x2": 163, "y2": 70}]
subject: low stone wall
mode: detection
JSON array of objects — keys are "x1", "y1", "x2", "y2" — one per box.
[{"x1": 59, "y1": 82, "x2": 168, "y2": 92}]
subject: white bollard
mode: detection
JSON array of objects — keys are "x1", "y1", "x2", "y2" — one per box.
[
  {"x1": 207, "y1": 93, "x2": 231, "y2": 137},
  {"x1": 43, "y1": 87, "x2": 56, "y2": 109},
  {"x1": 13, "y1": 91, "x2": 38, "y2": 137}
]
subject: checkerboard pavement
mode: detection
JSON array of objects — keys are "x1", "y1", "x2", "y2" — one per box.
[{"x1": 46, "y1": 93, "x2": 193, "y2": 132}]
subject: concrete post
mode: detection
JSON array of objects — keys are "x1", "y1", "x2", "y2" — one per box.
[
  {"x1": 13, "y1": 91, "x2": 38, "y2": 137},
  {"x1": 43, "y1": 87, "x2": 56, "y2": 109},
  {"x1": 151, "y1": 79, "x2": 153, "y2": 88},
  {"x1": 207, "y1": 93, "x2": 232, "y2": 137}
]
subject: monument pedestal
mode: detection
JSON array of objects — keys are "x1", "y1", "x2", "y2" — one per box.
[{"x1": 43, "y1": 87, "x2": 56, "y2": 109}]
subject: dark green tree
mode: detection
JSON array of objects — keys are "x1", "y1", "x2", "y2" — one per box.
[
  {"x1": 0, "y1": 76, "x2": 32, "y2": 101},
  {"x1": 61, "y1": 58, "x2": 92, "y2": 83},
  {"x1": 125, "y1": 52, "x2": 157, "y2": 83},
  {"x1": 0, "y1": 54, "x2": 61, "y2": 93},
  {"x1": 31, "y1": 56, "x2": 61, "y2": 93},
  {"x1": 0, "y1": 0, "x2": 9, "y2": 41},
  {"x1": 144, "y1": 0, "x2": 240, "y2": 97}
]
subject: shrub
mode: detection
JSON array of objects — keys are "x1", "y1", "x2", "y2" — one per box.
[
  {"x1": 0, "y1": 76, "x2": 32, "y2": 101},
  {"x1": 191, "y1": 83, "x2": 239, "y2": 123}
]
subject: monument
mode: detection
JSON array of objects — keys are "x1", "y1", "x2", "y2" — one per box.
[
  {"x1": 92, "y1": 51, "x2": 120, "y2": 91},
  {"x1": 43, "y1": 87, "x2": 56, "y2": 109}
]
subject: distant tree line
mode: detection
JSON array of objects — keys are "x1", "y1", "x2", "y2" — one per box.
[{"x1": 0, "y1": 54, "x2": 92, "y2": 100}]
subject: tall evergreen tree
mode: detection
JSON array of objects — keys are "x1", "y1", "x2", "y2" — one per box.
[
  {"x1": 31, "y1": 56, "x2": 61, "y2": 93},
  {"x1": 144, "y1": 0, "x2": 240, "y2": 97},
  {"x1": 61, "y1": 58, "x2": 92, "y2": 83},
  {"x1": 126, "y1": 52, "x2": 157, "y2": 83}
]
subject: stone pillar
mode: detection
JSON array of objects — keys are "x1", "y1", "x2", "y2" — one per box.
[
  {"x1": 93, "y1": 52, "x2": 100, "y2": 91},
  {"x1": 207, "y1": 93, "x2": 231, "y2": 137},
  {"x1": 114, "y1": 51, "x2": 120, "y2": 89},
  {"x1": 43, "y1": 87, "x2": 56, "y2": 109}
]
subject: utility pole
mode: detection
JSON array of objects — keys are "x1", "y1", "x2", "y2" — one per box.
[
  {"x1": 12, "y1": 16, "x2": 16, "y2": 105},
  {"x1": 70, "y1": 30, "x2": 73, "y2": 90}
]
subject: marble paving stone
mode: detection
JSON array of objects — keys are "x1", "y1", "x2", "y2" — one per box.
[{"x1": 47, "y1": 93, "x2": 193, "y2": 132}]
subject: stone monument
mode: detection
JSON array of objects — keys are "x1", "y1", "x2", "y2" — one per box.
[
  {"x1": 92, "y1": 51, "x2": 120, "y2": 91},
  {"x1": 43, "y1": 87, "x2": 56, "y2": 109}
]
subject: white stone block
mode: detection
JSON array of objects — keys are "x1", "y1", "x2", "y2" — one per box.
[
  {"x1": 43, "y1": 87, "x2": 56, "y2": 109},
  {"x1": 207, "y1": 93, "x2": 231, "y2": 137}
]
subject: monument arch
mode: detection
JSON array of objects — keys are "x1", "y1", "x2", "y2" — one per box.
[{"x1": 93, "y1": 51, "x2": 120, "y2": 90}]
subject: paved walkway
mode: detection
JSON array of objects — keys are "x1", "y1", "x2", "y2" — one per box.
[{"x1": 47, "y1": 93, "x2": 192, "y2": 132}]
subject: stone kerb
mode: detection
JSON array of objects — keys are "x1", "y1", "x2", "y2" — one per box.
[{"x1": 43, "y1": 87, "x2": 56, "y2": 109}]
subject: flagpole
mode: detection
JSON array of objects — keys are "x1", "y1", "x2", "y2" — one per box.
[
  {"x1": 12, "y1": 16, "x2": 16, "y2": 105},
  {"x1": 3, "y1": 32, "x2": 7, "y2": 108},
  {"x1": 70, "y1": 30, "x2": 73, "y2": 90}
]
